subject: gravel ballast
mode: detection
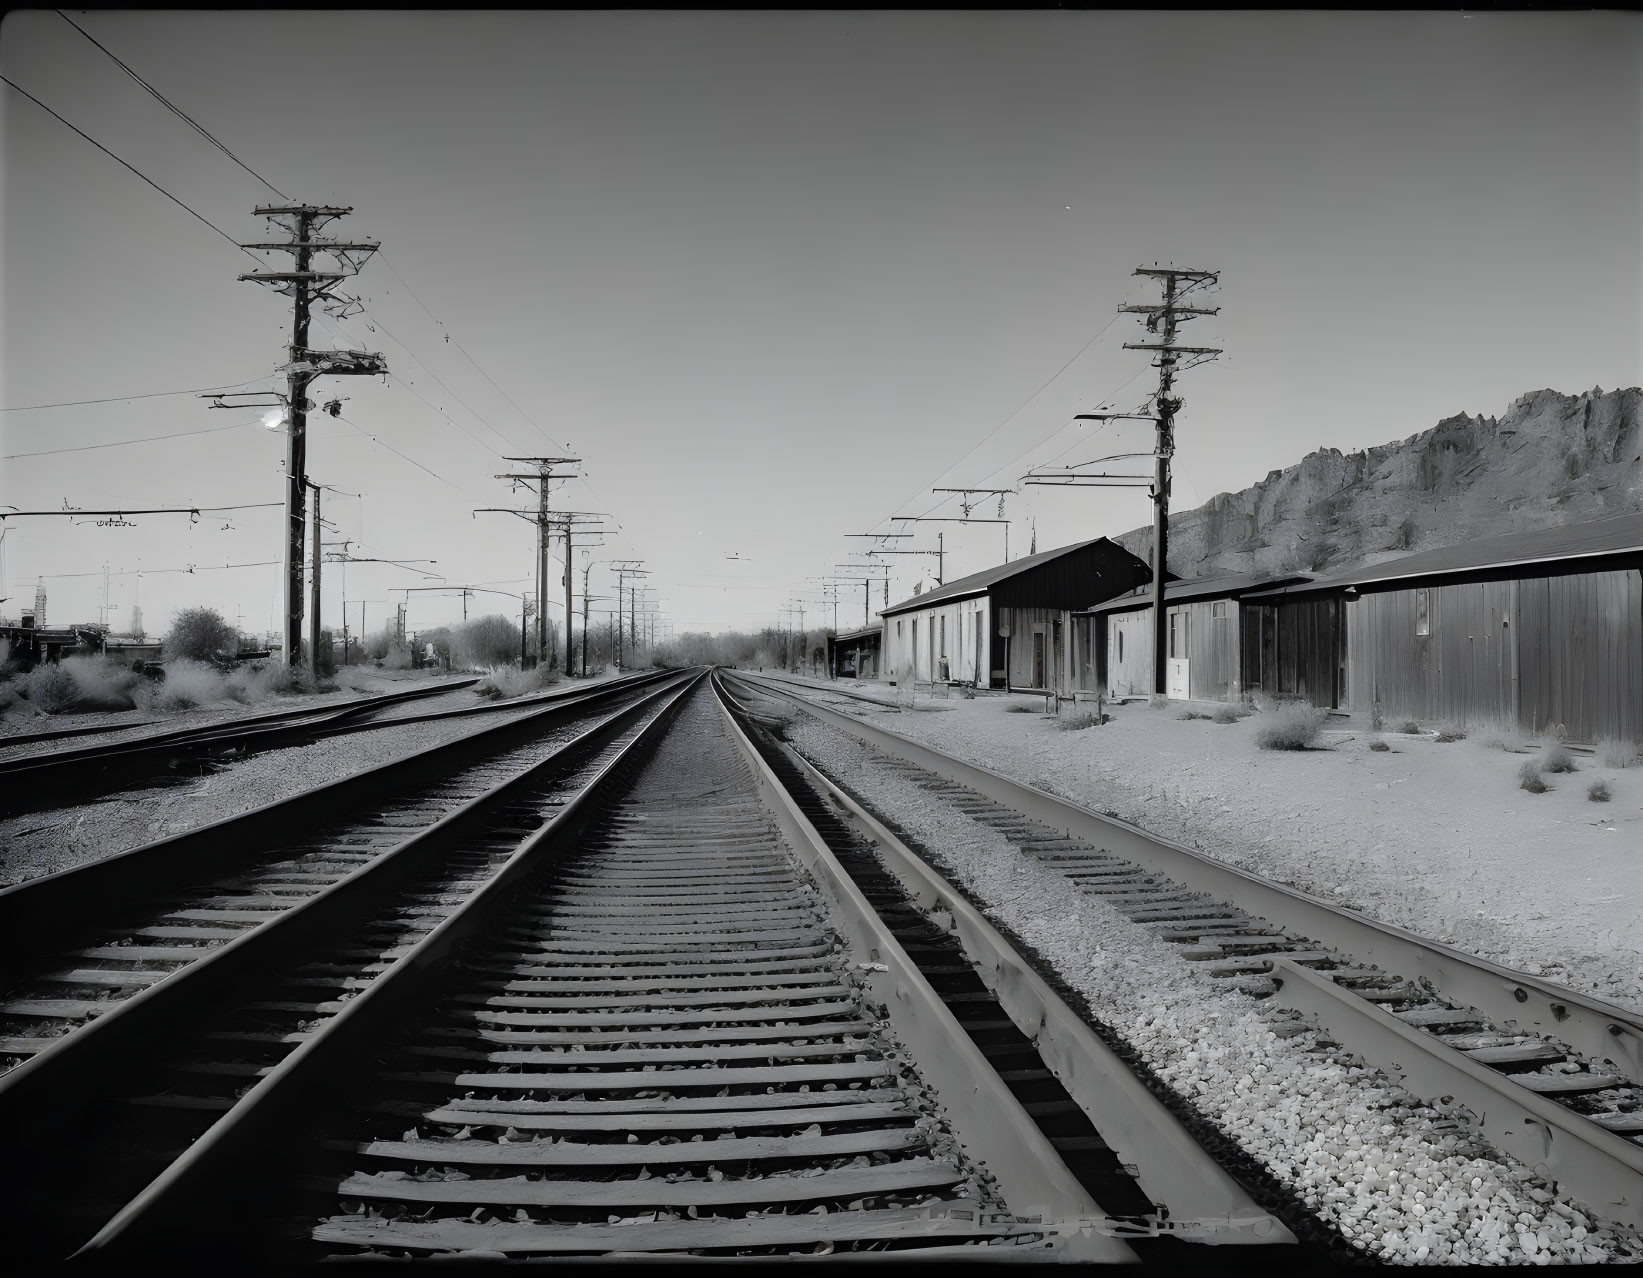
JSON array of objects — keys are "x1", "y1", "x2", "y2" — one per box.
[
  {"x1": 776, "y1": 676, "x2": 1643, "y2": 1017},
  {"x1": 783, "y1": 709, "x2": 1643, "y2": 1266},
  {"x1": 0, "y1": 703, "x2": 542, "y2": 887}
]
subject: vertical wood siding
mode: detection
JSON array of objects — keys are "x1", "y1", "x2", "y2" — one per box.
[
  {"x1": 1345, "y1": 568, "x2": 1640, "y2": 744},
  {"x1": 1516, "y1": 569, "x2": 1641, "y2": 743},
  {"x1": 1243, "y1": 598, "x2": 1345, "y2": 708},
  {"x1": 1185, "y1": 599, "x2": 1241, "y2": 701},
  {"x1": 1001, "y1": 606, "x2": 1064, "y2": 689},
  {"x1": 1105, "y1": 611, "x2": 1154, "y2": 697},
  {"x1": 883, "y1": 599, "x2": 990, "y2": 685}
]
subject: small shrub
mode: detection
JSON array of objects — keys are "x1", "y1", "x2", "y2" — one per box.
[
  {"x1": 1395, "y1": 720, "x2": 1420, "y2": 734},
  {"x1": 475, "y1": 664, "x2": 560, "y2": 700},
  {"x1": 59, "y1": 656, "x2": 141, "y2": 712},
  {"x1": 1587, "y1": 779, "x2": 1612, "y2": 802},
  {"x1": 1177, "y1": 709, "x2": 1211, "y2": 721},
  {"x1": 1212, "y1": 704, "x2": 1247, "y2": 725},
  {"x1": 19, "y1": 663, "x2": 77, "y2": 714},
  {"x1": 1370, "y1": 700, "x2": 1385, "y2": 732},
  {"x1": 1539, "y1": 741, "x2": 1577, "y2": 774},
  {"x1": 1368, "y1": 737, "x2": 1391, "y2": 752},
  {"x1": 136, "y1": 659, "x2": 230, "y2": 711},
  {"x1": 1434, "y1": 727, "x2": 1467, "y2": 743},
  {"x1": 475, "y1": 665, "x2": 532, "y2": 700},
  {"x1": 1475, "y1": 718, "x2": 1541, "y2": 753},
  {"x1": 223, "y1": 661, "x2": 299, "y2": 704},
  {"x1": 1518, "y1": 759, "x2": 1548, "y2": 793},
  {"x1": 1254, "y1": 702, "x2": 1329, "y2": 751},
  {"x1": 165, "y1": 607, "x2": 238, "y2": 663},
  {"x1": 1595, "y1": 737, "x2": 1640, "y2": 769},
  {"x1": 1006, "y1": 703, "x2": 1038, "y2": 714},
  {"x1": 381, "y1": 642, "x2": 413, "y2": 672},
  {"x1": 1056, "y1": 710, "x2": 1107, "y2": 731}
]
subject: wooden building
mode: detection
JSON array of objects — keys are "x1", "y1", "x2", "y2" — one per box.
[
  {"x1": 879, "y1": 538, "x2": 1153, "y2": 692},
  {"x1": 1076, "y1": 571, "x2": 1310, "y2": 701},
  {"x1": 1245, "y1": 514, "x2": 1643, "y2": 742},
  {"x1": 825, "y1": 625, "x2": 883, "y2": 680}
]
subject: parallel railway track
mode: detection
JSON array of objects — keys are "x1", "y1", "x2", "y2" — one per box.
[
  {"x1": 726, "y1": 669, "x2": 1643, "y2": 1235},
  {"x1": 0, "y1": 674, "x2": 657, "y2": 817},
  {"x1": 0, "y1": 670, "x2": 1312, "y2": 1266}
]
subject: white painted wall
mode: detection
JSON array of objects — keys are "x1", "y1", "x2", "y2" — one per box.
[{"x1": 883, "y1": 596, "x2": 990, "y2": 684}]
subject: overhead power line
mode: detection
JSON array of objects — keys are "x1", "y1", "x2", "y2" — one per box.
[
  {"x1": 54, "y1": 10, "x2": 288, "y2": 199},
  {"x1": 2, "y1": 419, "x2": 263, "y2": 460},
  {"x1": 0, "y1": 74, "x2": 258, "y2": 262},
  {"x1": 1, "y1": 376, "x2": 272, "y2": 413}
]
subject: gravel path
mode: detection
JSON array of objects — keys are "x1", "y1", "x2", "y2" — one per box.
[
  {"x1": 774, "y1": 675, "x2": 1643, "y2": 1017},
  {"x1": 784, "y1": 711, "x2": 1642, "y2": 1266},
  {"x1": 0, "y1": 703, "x2": 538, "y2": 888}
]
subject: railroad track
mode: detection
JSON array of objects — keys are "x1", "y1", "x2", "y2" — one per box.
[
  {"x1": 0, "y1": 669, "x2": 680, "y2": 1039},
  {"x1": 725, "y1": 669, "x2": 1643, "y2": 1236},
  {"x1": 0, "y1": 674, "x2": 660, "y2": 819},
  {"x1": 0, "y1": 669, "x2": 1315, "y2": 1266}
]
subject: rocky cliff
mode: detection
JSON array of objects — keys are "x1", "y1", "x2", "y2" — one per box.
[{"x1": 1114, "y1": 387, "x2": 1642, "y2": 578}]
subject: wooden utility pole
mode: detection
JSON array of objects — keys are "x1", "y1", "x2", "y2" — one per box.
[
  {"x1": 483, "y1": 458, "x2": 580, "y2": 667},
  {"x1": 238, "y1": 206, "x2": 386, "y2": 669},
  {"x1": 1121, "y1": 267, "x2": 1221, "y2": 696},
  {"x1": 308, "y1": 482, "x2": 322, "y2": 681}
]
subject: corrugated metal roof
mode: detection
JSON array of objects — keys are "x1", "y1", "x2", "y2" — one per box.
[
  {"x1": 878, "y1": 538, "x2": 1114, "y2": 617},
  {"x1": 1242, "y1": 513, "x2": 1643, "y2": 599},
  {"x1": 1074, "y1": 570, "x2": 1311, "y2": 616}
]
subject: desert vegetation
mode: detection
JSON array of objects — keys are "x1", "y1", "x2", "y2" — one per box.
[{"x1": 1254, "y1": 701, "x2": 1330, "y2": 751}]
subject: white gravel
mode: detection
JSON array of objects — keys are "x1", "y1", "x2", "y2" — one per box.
[
  {"x1": 784, "y1": 711, "x2": 1643, "y2": 1265},
  {"x1": 0, "y1": 704, "x2": 537, "y2": 887},
  {"x1": 775, "y1": 675, "x2": 1643, "y2": 1017}
]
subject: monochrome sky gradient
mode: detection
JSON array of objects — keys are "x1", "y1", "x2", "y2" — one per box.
[{"x1": 3, "y1": 10, "x2": 1639, "y2": 640}]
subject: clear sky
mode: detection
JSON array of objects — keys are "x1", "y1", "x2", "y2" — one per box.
[{"x1": 3, "y1": 10, "x2": 1639, "y2": 640}]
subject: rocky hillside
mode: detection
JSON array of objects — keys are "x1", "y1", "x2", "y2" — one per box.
[{"x1": 1114, "y1": 387, "x2": 1642, "y2": 579}]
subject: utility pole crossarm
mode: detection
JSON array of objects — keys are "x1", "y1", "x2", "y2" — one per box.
[
  {"x1": 1120, "y1": 344, "x2": 1223, "y2": 355},
  {"x1": 1118, "y1": 303, "x2": 1219, "y2": 316},
  {"x1": 239, "y1": 201, "x2": 388, "y2": 670},
  {"x1": 1133, "y1": 266, "x2": 1219, "y2": 279}
]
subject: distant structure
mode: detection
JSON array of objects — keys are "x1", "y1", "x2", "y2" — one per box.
[
  {"x1": 879, "y1": 538, "x2": 1155, "y2": 694},
  {"x1": 130, "y1": 605, "x2": 144, "y2": 639},
  {"x1": 1078, "y1": 570, "x2": 1310, "y2": 702},
  {"x1": 33, "y1": 583, "x2": 46, "y2": 628},
  {"x1": 1239, "y1": 513, "x2": 1641, "y2": 744}
]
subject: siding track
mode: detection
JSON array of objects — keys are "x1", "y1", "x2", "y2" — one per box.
[
  {"x1": 0, "y1": 674, "x2": 669, "y2": 817},
  {"x1": 726, "y1": 670, "x2": 1643, "y2": 1234}
]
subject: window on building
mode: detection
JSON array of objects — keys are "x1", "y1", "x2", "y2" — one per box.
[
  {"x1": 1117, "y1": 629, "x2": 1124, "y2": 663},
  {"x1": 1169, "y1": 611, "x2": 1187, "y2": 659},
  {"x1": 939, "y1": 616, "x2": 946, "y2": 657},
  {"x1": 1211, "y1": 601, "x2": 1228, "y2": 619},
  {"x1": 1416, "y1": 589, "x2": 1430, "y2": 636}
]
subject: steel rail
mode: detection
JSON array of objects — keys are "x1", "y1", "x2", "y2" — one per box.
[
  {"x1": 728, "y1": 670, "x2": 1643, "y2": 1233},
  {"x1": 0, "y1": 676, "x2": 477, "y2": 777},
  {"x1": 0, "y1": 674, "x2": 695, "y2": 1195},
  {"x1": 728, "y1": 679, "x2": 1293, "y2": 1246},
  {"x1": 727, "y1": 671, "x2": 1643, "y2": 1088},
  {"x1": 72, "y1": 671, "x2": 709, "y2": 1262},
  {"x1": 711, "y1": 674, "x2": 1141, "y2": 1262},
  {"x1": 0, "y1": 674, "x2": 658, "y2": 816},
  {"x1": 1270, "y1": 958, "x2": 1643, "y2": 1230},
  {"x1": 0, "y1": 668, "x2": 678, "y2": 983}
]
